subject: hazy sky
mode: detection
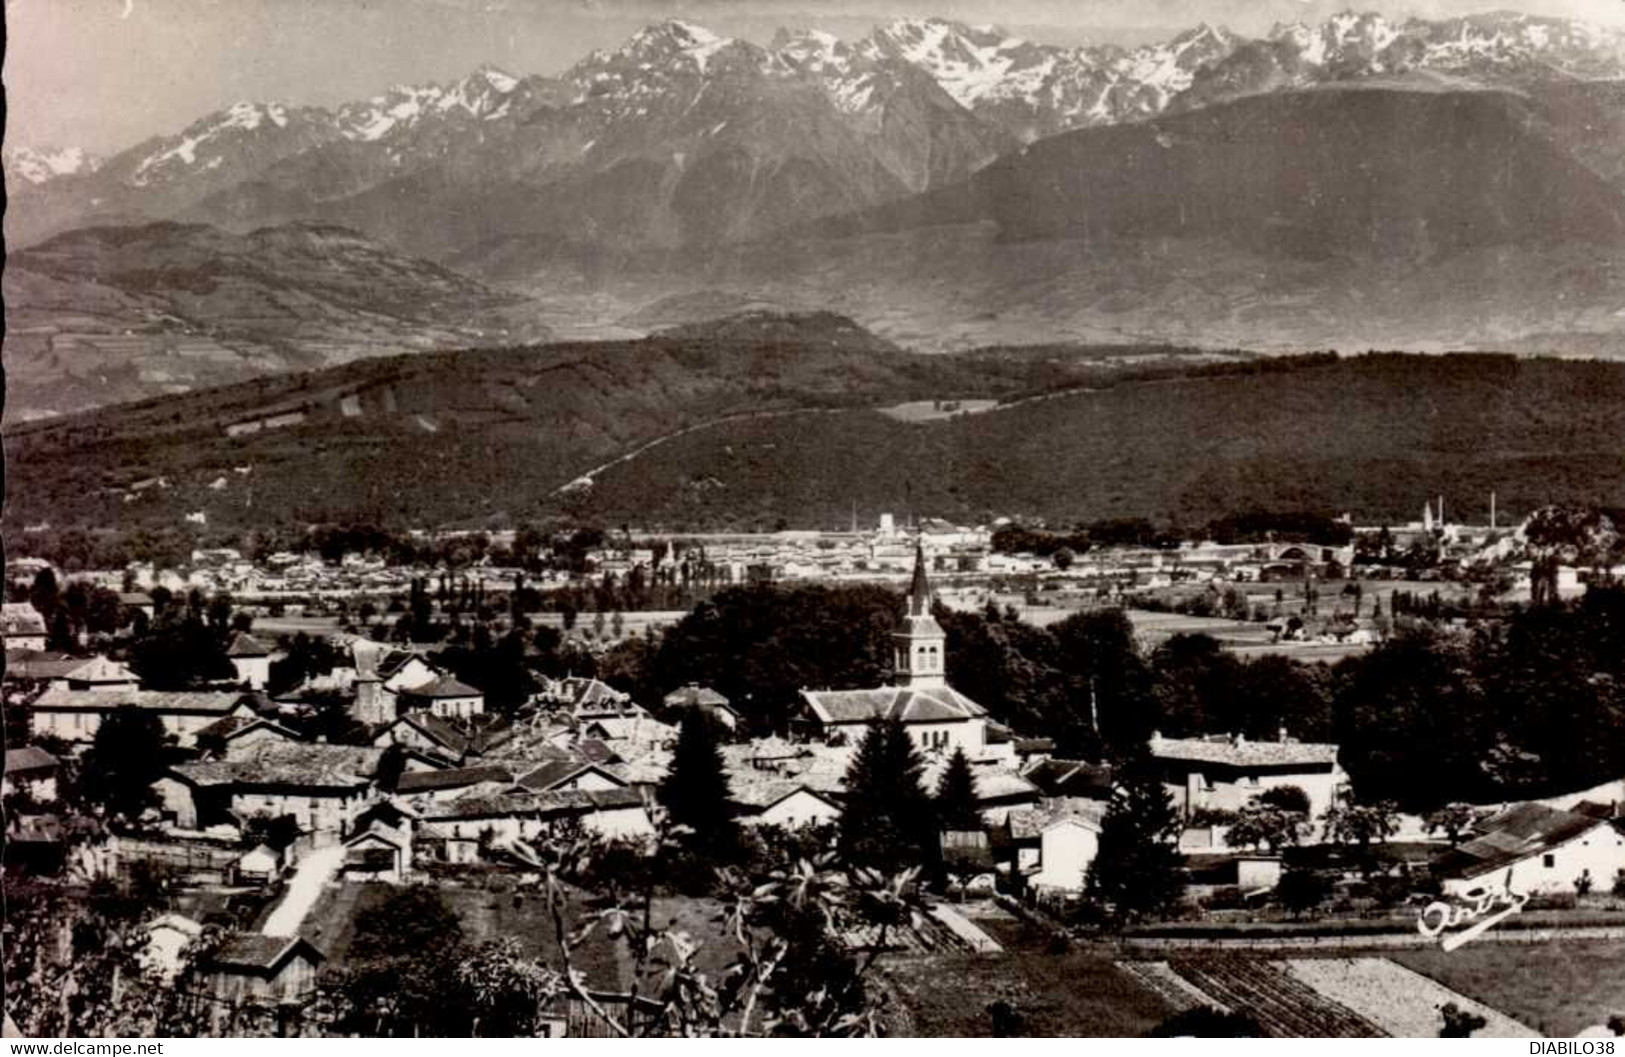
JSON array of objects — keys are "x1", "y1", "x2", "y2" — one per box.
[{"x1": 8, "y1": 0, "x2": 1625, "y2": 155}]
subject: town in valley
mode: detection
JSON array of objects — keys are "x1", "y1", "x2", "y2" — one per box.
[{"x1": 10, "y1": 0, "x2": 1625, "y2": 1041}]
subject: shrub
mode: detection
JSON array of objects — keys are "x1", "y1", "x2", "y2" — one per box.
[
  {"x1": 1613, "y1": 870, "x2": 1625, "y2": 898},
  {"x1": 1439, "y1": 1002, "x2": 1487, "y2": 1038},
  {"x1": 1152, "y1": 1006, "x2": 1263, "y2": 1037},
  {"x1": 1256, "y1": 785, "x2": 1311, "y2": 815}
]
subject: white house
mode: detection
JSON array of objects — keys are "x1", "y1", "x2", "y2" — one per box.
[
  {"x1": 226, "y1": 632, "x2": 273, "y2": 690},
  {"x1": 398, "y1": 674, "x2": 485, "y2": 720},
  {"x1": 1435, "y1": 803, "x2": 1625, "y2": 897},
  {"x1": 3, "y1": 746, "x2": 61, "y2": 802},
  {"x1": 734, "y1": 782, "x2": 843, "y2": 829},
  {"x1": 798, "y1": 545, "x2": 988, "y2": 755},
  {"x1": 30, "y1": 688, "x2": 256, "y2": 746},
  {"x1": 1, "y1": 603, "x2": 48, "y2": 651},
  {"x1": 1004, "y1": 798, "x2": 1107, "y2": 893},
  {"x1": 142, "y1": 914, "x2": 204, "y2": 980},
  {"x1": 1149, "y1": 731, "x2": 1347, "y2": 821}
]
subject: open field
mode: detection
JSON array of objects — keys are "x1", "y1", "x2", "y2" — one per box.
[
  {"x1": 876, "y1": 399, "x2": 1001, "y2": 422},
  {"x1": 249, "y1": 614, "x2": 346, "y2": 638},
  {"x1": 1392, "y1": 940, "x2": 1625, "y2": 1038},
  {"x1": 881, "y1": 903, "x2": 1171, "y2": 1036},
  {"x1": 1280, "y1": 958, "x2": 1537, "y2": 1037}
]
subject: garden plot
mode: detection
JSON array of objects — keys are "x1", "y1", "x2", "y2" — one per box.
[
  {"x1": 1278, "y1": 958, "x2": 1540, "y2": 1038},
  {"x1": 1166, "y1": 954, "x2": 1384, "y2": 1037}
]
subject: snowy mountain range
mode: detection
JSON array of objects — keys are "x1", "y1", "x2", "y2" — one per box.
[{"x1": 12, "y1": 11, "x2": 1623, "y2": 227}]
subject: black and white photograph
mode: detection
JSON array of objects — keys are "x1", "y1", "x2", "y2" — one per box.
[{"x1": 7, "y1": 0, "x2": 1625, "y2": 1040}]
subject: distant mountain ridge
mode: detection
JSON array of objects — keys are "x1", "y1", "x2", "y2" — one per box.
[{"x1": 11, "y1": 10, "x2": 1624, "y2": 253}]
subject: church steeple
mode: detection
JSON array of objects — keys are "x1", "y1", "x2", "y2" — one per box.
[{"x1": 895, "y1": 542, "x2": 947, "y2": 689}]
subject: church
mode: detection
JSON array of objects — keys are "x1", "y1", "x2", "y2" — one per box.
[{"x1": 797, "y1": 545, "x2": 989, "y2": 755}]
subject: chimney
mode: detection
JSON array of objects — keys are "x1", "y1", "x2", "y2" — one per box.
[
  {"x1": 1278, "y1": 726, "x2": 1289, "y2": 744},
  {"x1": 316, "y1": 734, "x2": 328, "y2": 744},
  {"x1": 1150, "y1": 730, "x2": 1163, "y2": 747},
  {"x1": 1232, "y1": 732, "x2": 1245, "y2": 747}
]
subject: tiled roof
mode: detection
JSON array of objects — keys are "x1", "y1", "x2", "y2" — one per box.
[
  {"x1": 65, "y1": 657, "x2": 138, "y2": 684},
  {"x1": 402, "y1": 674, "x2": 483, "y2": 699},
  {"x1": 920, "y1": 758, "x2": 1039, "y2": 804},
  {"x1": 420, "y1": 786, "x2": 645, "y2": 820},
  {"x1": 211, "y1": 933, "x2": 323, "y2": 971},
  {"x1": 1007, "y1": 797, "x2": 1107, "y2": 840},
  {"x1": 732, "y1": 780, "x2": 841, "y2": 811},
  {"x1": 195, "y1": 715, "x2": 259, "y2": 741},
  {"x1": 1023, "y1": 759, "x2": 1114, "y2": 798},
  {"x1": 1433, "y1": 803, "x2": 1612, "y2": 881},
  {"x1": 5, "y1": 746, "x2": 60, "y2": 773},
  {"x1": 4, "y1": 649, "x2": 83, "y2": 681},
  {"x1": 514, "y1": 760, "x2": 623, "y2": 792},
  {"x1": 172, "y1": 742, "x2": 382, "y2": 790},
  {"x1": 801, "y1": 686, "x2": 988, "y2": 725},
  {"x1": 33, "y1": 687, "x2": 245, "y2": 715},
  {"x1": 396, "y1": 765, "x2": 515, "y2": 793},
  {"x1": 1149, "y1": 735, "x2": 1340, "y2": 769},
  {"x1": 663, "y1": 685, "x2": 731, "y2": 708},
  {"x1": 225, "y1": 632, "x2": 272, "y2": 658}
]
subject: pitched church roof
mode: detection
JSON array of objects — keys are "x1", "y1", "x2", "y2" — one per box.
[{"x1": 801, "y1": 685, "x2": 987, "y2": 725}]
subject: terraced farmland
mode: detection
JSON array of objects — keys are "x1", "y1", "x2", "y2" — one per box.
[{"x1": 1161, "y1": 955, "x2": 1386, "y2": 1037}]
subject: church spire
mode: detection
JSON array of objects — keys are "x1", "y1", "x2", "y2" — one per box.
[
  {"x1": 895, "y1": 540, "x2": 946, "y2": 689},
  {"x1": 908, "y1": 541, "x2": 931, "y2": 616}
]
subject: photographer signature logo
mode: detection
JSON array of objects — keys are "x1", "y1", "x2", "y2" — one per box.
[{"x1": 1416, "y1": 879, "x2": 1528, "y2": 952}]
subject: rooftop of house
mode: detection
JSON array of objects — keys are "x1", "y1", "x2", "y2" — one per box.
[
  {"x1": 4, "y1": 649, "x2": 83, "y2": 681},
  {"x1": 395, "y1": 764, "x2": 516, "y2": 794},
  {"x1": 225, "y1": 632, "x2": 272, "y2": 659},
  {"x1": 1149, "y1": 732, "x2": 1340, "y2": 769},
  {"x1": 731, "y1": 780, "x2": 841, "y2": 811},
  {"x1": 172, "y1": 742, "x2": 384, "y2": 790},
  {"x1": 1023, "y1": 758, "x2": 1115, "y2": 799},
  {"x1": 1006, "y1": 797, "x2": 1108, "y2": 840},
  {"x1": 33, "y1": 687, "x2": 247, "y2": 715},
  {"x1": 402, "y1": 673, "x2": 483, "y2": 699},
  {"x1": 4, "y1": 746, "x2": 60, "y2": 773},
  {"x1": 513, "y1": 759, "x2": 624, "y2": 792},
  {"x1": 1432, "y1": 803, "x2": 1620, "y2": 881},
  {"x1": 210, "y1": 933, "x2": 324, "y2": 972},
  {"x1": 419, "y1": 785, "x2": 645, "y2": 821},
  {"x1": 800, "y1": 685, "x2": 988, "y2": 725},
  {"x1": 65, "y1": 657, "x2": 139, "y2": 684},
  {"x1": 663, "y1": 684, "x2": 731, "y2": 709}
]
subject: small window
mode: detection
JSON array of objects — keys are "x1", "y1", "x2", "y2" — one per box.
[{"x1": 1543, "y1": 854, "x2": 1556, "y2": 868}]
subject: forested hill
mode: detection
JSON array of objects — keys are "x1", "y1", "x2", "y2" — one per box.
[{"x1": 8, "y1": 340, "x2": 1625, "y2": 535}]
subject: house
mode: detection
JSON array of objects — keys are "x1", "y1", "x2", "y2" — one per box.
[
  {"x1": 3, "y1": 746, "x2": 61, "y2": 802},
  {"x1": 1, "y1": 603, "x2": 48, "y2": 651},
  {"x1": 142, "y1": 913, "x2": 204, "y2": 979},
  {"x1": 63, "y1": 657, "x2": 140, "y2": 692},
  {"x1": 161, "y1": 742, "x2": 383, "y2": 839},
  {"x1": 208, "y1": 933, "x2": 324, "y2": 1004},
  {"x1": 394, "y1": 764, "x2": 517, "y2": 804},
  {"x1": 3, "y1": 649, "x2": 84, "y2": 686},
  {"x1": 511, "y1": 760, "x2": 627, "y2": 794},
  {"x1": 120, "y1": 592, "x2": 157, "y2": 621},
  {"x1": 1149, "y1": 731, "x2": 1346, "y2": 821},
  {"x1": 733, "y1": 782, "x2": 842, "y2": 829},
  {"x1": 798, "y1": 546, "x2": 989, "y2": 755},
  {"x1": 661, "y1": 684, "x2": 741, "y2": 732},
  {"x1": 537, "y1": 676, "x2": 644, "y2": 720},
  {"x1": 1433, "y1": 803, "x2": 1625, "y2": 897},
  {"x1": 1022, "y1": 758, "x2": 1115, "y2": 801},
  {"x1": 226, "y1": 632, "x2": 273, "y2": 690},
  {"x1": 29, "y1": 687, "x2": 255, "y2": 746},
  {"x1": 351, "y1": 641, "x2": 441, "y2": 726},
  {"x1": 398, "y1": 674, "x2": 485, "y2": 720},
  {"x1": 342, "y1": 801, "x2": 415, "y2": 883},
  {"x1": 236, "y1": 844, "x2": 286, "y2": 884},
  {"x1": 1002, "y1": 798, "x2": 1108, "y2": 894},
  {"x1": 197, "y1": 716, "x2": 304, "y2": 757},
  {"x1": 417, "y1": 787, "x2": 653, "y2": 862},
  {"x1": 371, "y1": 711, "x2": 513, "y2": 764}
]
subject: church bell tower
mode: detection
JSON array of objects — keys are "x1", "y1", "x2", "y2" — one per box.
[{"x1": 894, "y1": 542, "x2": 947, "y2": 689}]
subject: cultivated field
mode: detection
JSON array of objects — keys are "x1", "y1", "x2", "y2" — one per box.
[
  {"x1": 1392, "y1": 940, "x2": 1625, "y2": 1038},
  {"x1": 882, "y1": 904, "x2": 1171, "y2": 1036},
  {"x1": 1279, "y1": 958, "x2": 1538, "y2": 1038}
]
